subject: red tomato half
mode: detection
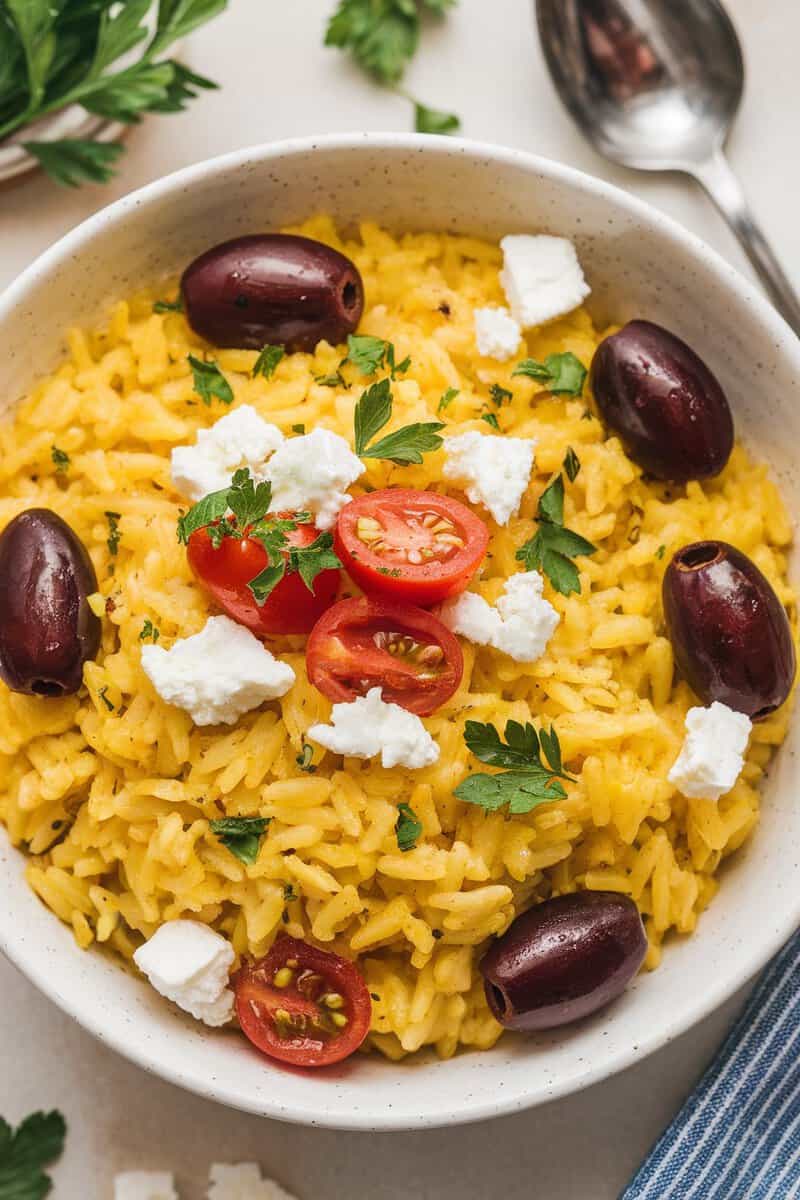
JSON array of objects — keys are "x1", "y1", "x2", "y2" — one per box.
[
  {"x1": 335, "y1": 488, "x2": 489, "y2": 607},
  {"x1": 235, "y1": 937, "x2": 371, "y2": 1068},
  {"x1": 306, "y1": 595, "x2": 463, "y2": 716},
  {"x1": 187, "y1": 517, "x2": 340, "y2": 636}
]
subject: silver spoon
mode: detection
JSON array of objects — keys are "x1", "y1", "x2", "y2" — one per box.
[{"x1": 536, "y1": 0, "x2": 800, "y2": 335}]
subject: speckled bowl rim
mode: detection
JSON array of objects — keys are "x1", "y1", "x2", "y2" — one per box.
[{"x1": 1, "y1": 132, "x2": 799, "y2": 1131}]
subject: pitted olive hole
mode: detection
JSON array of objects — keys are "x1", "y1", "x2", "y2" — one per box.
[
  {"x1": 753, "y1": 704, "x2": 777, "y2": 721},
  {"x1": 488, "y1": 983, "x2": 507, "y2": 1016},
  {"x1": 31, "y1": 680, "x2": 65, "y2": 697},
  {"x1": 677, "y1": 543, "x2": 721, "y2": 571},
  {"x1": 342, "y1": 281, "x2": 358, "y2": 310}
]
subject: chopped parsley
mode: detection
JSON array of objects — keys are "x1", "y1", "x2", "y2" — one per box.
[
  {"x1": 515, "y1": 474, "x2": 596, "y2": 596},
  {"x1": 454, "y1": 720, "x2": 575, "y2": 815},
  {"x1": 489, "y1": 383, "x2": 512, "y2": 407},
  {"x1": 395, "y1": 802, "x2": 422, "y2": 851},
  {"x1": 414, "y1": 100, "x2": 460, "y2": 135},
  {"x1": 563, "y1": 446, "x2": 581, "y2": 482},
  {"x1": 353, "y1": 378, "x2": 444, "y2": 464},
  {"x1": 51, "y1": 445, "x2": 70, "y2": 473},
  {"x1": 656, "y1": 544, "x2": 666, "y2": 560},
  {"x1": 292, "y1": 424, "x2": 306, "y2": 435},
  {"x1": 0, "y1": 1109, "x2": 67, "y2": 1200},
  {"x1": 105, "y1": 511, "x2": 122, "y2": 557},
  {"x1": 481, "y1": 412, "x2": 500, "y2": 430},
  {"x1": 296, "y1": 743, "x2": 317, "y2": 773},
  {"x1": 139, "y1": 619, "x2": 160, "y2": 643},
  {"x1": 346, "y1": 335, "x2": 410, "y2": 379},
  {"x1": 97, "y1": 686, "x2": 115, "y2": 713},
  {"x1": 315, "y1": 371, "x2": 348, "y2": 388},
  {"x1": 210, "y1": 816, "x2": 270, "y2": 866},
  {"x1": 512, "y1": 352, "x2": 588, "y2": 397},
  {"x1": 187, "y1": 354, "x2": 234, "y2": 405},
  {"x1": 153, "y1": 297, "x2": 184, "y2": 314},
  {"x1": 283, "y1": 883, "x2": 298, "y2": 902},
  {"x1": 438, "y1": 387, "x2": 459, "y2": 413},
  {"x1": 252, "y1": 344, "x2": 285, "y2": 380}
]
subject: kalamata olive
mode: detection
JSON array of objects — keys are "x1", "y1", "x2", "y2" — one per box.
[
  {"x1": 181, "y1": 234, "x2": 364, "y2": 352},
  {"x1": 0, "y1": 509, "x2": 101, "y2": 697},
  {"x1": 663, "y1": 540, "x2": 796, "y2": 720},
  {"x1": 479, "y1": 891, "x2": 647, "y2": 1032},
  {"x1": 589, "y1": 319, "x2": 734, "y2": 481}
]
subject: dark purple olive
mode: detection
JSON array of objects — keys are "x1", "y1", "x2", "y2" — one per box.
[
  {"x1": 0, "y1": 509, "x2": 101, "y2": 697},
  {"x1": 589, "y1": 319, "x2": 734, "y2": 481},
  {"x1": 663, "y1": 540, "x2": 795, "y2": 720},
  {"x1": 479, "y1": 891, "x2": 647, "y2": 1032},
  {"x1": 181, "y1": 234, "x2": 364, "y2": 353}
]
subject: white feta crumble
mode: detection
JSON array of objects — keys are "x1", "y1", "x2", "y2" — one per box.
[
  {"x1": 170, "y1": 405, "x2": 285, "y2": 501},
  {"x1": 443, "y1": 430, "x2": 535, "y2": 526},
  {"x1": 668, "y1": 702, "x2": 752, "y2": 801},
  {"x1": 473, "y1": 306, "x2": 521, "y2": 361},
  {"x1": 265, "y1": 427, "x2": 365, "y2": 530},
  {"x1": 308, "y1": 687, "x2": 440, "y2": 770},
  {"x1": 440, "y1": 571, "x2": 559, "y2": 663},
  {"x1": 207, "y1": 1163, "x2": 300, "y2": 1200},
  {"x1": 134, "y1": 919, "x2": 235, "y2": 1027},
  {"x1": 500, "y1": 235, "x2": 591, "y2": 328},
  {"x1": 141, "y1": 615, "x2": 295, "y2": 727},
  {"x1": 114, "y1": 1173, "x2": 178, "y2": 1200}
]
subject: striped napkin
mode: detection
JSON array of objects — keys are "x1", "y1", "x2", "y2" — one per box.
[{"x1": 621, "y1": 930, "x2": 800, "y2": 1200}]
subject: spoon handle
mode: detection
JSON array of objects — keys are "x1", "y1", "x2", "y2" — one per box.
[{"x1": 690, "y1": 150, "x2": 800, "y2": 338}]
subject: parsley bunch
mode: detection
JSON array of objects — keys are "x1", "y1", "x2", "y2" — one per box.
[
  {"x1": 176, "y1": 468, "x2": 342, "y2": 604},
  {"x1": 354, "y1": 378, "x2": 444, "y2": 465},
  {"x1": 1, "y1": 0, "x2": 227, "y2": 187},
  {"x1": 516, "y1": 471, "x2": 596, "y2": 597},
  {"x1": 0, "y1": 1109, "x2": 66, "y2": 1199},
  {"x1": 454, "y1": 720, "x2": 574, "y2": 816}
]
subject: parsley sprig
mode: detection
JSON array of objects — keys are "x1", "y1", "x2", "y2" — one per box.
[
  {"x1": 210, "y1": 816, "x2": 270, "y2": 865},
  {"x1": 454, "y1": 720, "x2": 574, "y2": 815},
  {"x1": 516, "y1": 474, "x2": 596, "y2": 597},
  {"x1": 0, "y1": 1108, "x2": 67, "y2": 1200},
  {"x1": 354, "y1": 378, "x2": 444, "y2": 465},
  {"x1": 513, "y1": 352, "x2": 588, "y2": 397}
]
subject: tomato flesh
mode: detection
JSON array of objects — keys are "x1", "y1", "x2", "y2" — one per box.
[
  {"x1": 335, "y1": 488, "x2": 489, "y2": 607},
  {"x1": 187, "y1": 516, "x2": 340, "y2": 636},
  {"x1": 234, "y1": 936, "x2": 371, "y2": 1068},
  {"x1": 306, "y1": 595, "x2": 463, "y2": 716}
]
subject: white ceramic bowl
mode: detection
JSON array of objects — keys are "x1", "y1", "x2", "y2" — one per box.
[{"x1": 1, "y1": 134, "x2": 799, "y2": 1131}]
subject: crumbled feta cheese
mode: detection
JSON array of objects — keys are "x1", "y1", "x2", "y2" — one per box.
[
  {"x1": 500, "y1": 235, "x2": 591, "y2": 328},
  {"x1": 207, "y1": 1163, "x2": 300, "y2": 1200},
  {"x1": 171, "y1": 405, "x2": 285, "y2": 501},
  {"x1": 265, "y1": 427, "x2": 365, "y2": 530},
  {"x1": 441, "y1": 571, "x2": 559, "y2": 662},
  {"x1": 443, "y1": 430, "x2": 535, "y2": 526},
  {"x1": 141, "y1": 615, "x2": 295, "y2": 726},
  {"x1": 114, "y1": 1174, "x2": 177, "y2": 1200},
  {"x1": 668, "y1": 702, "x2": 752, "y2": 800},
  {"x1": 134, "y1": 919, "x2": 235, "y2": 1027},
  {"x1": 473, "y1": 306, "x2": 521, "y2": 361},
  {"x1": 308, "y1": 688, "x2": 440, "y2": 770}
]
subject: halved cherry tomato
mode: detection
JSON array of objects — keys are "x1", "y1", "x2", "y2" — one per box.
[
  {"x1": 187, "y1": 516, "x2": 340, "y2": 636},
  {"x1": 306, "y1": 595, "x2": 463, "y2": 716},
  {"x1": 234, "y1": 936, "x2": 371, "y2": 1068},
  {"x1": 334, "y1": 488, "x2": 489, "y2": 607}
]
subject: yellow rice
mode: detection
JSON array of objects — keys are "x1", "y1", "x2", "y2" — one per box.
[{"x1": 0, "y1": 215, "x2": 795, "y2": 1060}]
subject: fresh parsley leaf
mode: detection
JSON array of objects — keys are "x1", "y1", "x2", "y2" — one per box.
[
  {"x1": 0, "y1": 1108, "x2": 67, "y2": 1200},
  {"x1": 438, "y1": 387, "x2": 459, "y2": 413},
  {"x1": 315, "y1": 372, "x2": 348, "y2": 388},
  {"x1": 515, "y1": 474, "x2": 596, "y2": 597},
  {"x1": 50, "y1": 445, "x2": 69, "y2": 473},
  {"x1": 414, "y1": 99, "x2": 460, "y2": 134},
  {"x1": 656, "y1": 544, "x2": 666, "y2": 560},
  {"x1": 325, "y1": 0, "x2": 419, "y2": 84},
  {"x1": 289, "y1": 531, "x2": 342, "y2": 594},
  {"x1": 363, "y1": 422, "x2": 445, "y2": 465},
  {"x1": 176, "y1": 483, "x2": 231, "y2": 544},
  {"x1": 139, "y1": 618, "x2": 160, "y2": 643},
  {"x1": 22, "y1": 139, "x2": 125, "y2": 186},
  {"x1": 481, "y1": 412, "x2": 500, "y2": 430},
  {"x1": 187, "y1": 354, "x2": 234, "y2": 406},
  {"x1": 89, "y1": 0, "x2": 151, "y2": 78},
  {"x1": 105, "y1": 511, "x2": 121, "y2": 556},
  {"x1": 226, "y1": 471, "x2": 272, "y2": 531},
  {"x1": 97, "y1": 685, "x2": 115, "y2": 712},
  {"x1": 150, "y1": 0, "x2": 228, "y2": 55},
  {"x1": 252, "y1": 344, "x2": 285, "y2": 380},
  {"x1": 210, "y1": 816, "x2": 270, "y2": 866},
  {"x1": 353, "y1": 377, "x2": 394, "y2": 454},
  {"x1": 346, "y1": 334, "x2": 389, "y2": 375},
  {"x1": 395, "y1": 802, "x2": 422, "y2": 852},
  {"x1": 513, "y1": 352, "x2": 588, "y2": 397},
  {"x1": 247, "y1": 562, "x2": 287, "y2": 605},
  {"x1": 489, "y1": 383, "x2": 512, "y2": 407},
  {"x1": 153, "y1": 296, "x2": 183, "y2": 314},
  {"x1": 296, "y1": 744, "x2": 317, "y2": 774},
  {"x1": 454, "y1": 720, "x2": 573, "y2": 816},
  {"x1": 563, "y1": 446, "x2": 581, "y2": 482}
]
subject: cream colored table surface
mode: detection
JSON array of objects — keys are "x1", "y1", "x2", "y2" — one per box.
[{"x1": 0, "y1": 1, "x2": 797, "y2": 1196}]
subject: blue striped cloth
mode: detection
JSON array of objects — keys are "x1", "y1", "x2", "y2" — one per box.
[{"x1": 622, "y1": 929, "x2": 800, "y2": 1200}]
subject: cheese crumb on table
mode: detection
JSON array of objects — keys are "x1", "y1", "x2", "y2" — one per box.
[
  {"x1": 500, "y1": 234, "x2": 590, "y2": 328},
  {"x1": 141, "y1": 615, "x2": 295, "y2": 726},
  {"x1": 440, "y1": 571, "x2": 559, "y2": 662},
  {"x1": 114, "y1": 1171, "x2": 178, "y2": 1200},
  {"x1": 307, "y1": 688, "x2": 440, "y2": 770},
  {"x1": 443, "y1": 430, "x2": 535, "y2": 526},
  {"x1": 265, "y1": 427, "x2": 365, "y2": 530},
  {"x1": 170, "y1": 405, "x2": 285, "y2": 501},
  {"x1": 208, "y1": 1163, "x2": 300, "y2": 1200},
  {"x1": 473, "y1": 305, "x2": 521, "y2": 360},
  {"x1": 668, "y1": 702, "x2": 752, "y2": 800},
  {"x1": 134, "y1": 919, "x2": 235, "y2": 1027}
]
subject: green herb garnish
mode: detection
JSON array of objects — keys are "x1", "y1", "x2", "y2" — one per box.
[
  {"x1": 353, "y1": 378, "x2": 444, "y2": 464},
  {"x1": 105, "y1": 510, "x2": 121, "y2": 556},
  {"x1": 515, "y1": 474, "x2": 596, "y2": 596},
  {"x1": 139, "y1": 619, "x2": 160, "y2": 643},
  {"x1": 315, "y1": 372, "x2": 348, "y2": 388},
  {"x1": 283, "y1": 883, "x2": 298, "y2": 902},
  {"x1": 0, "y1": 1108, "x2": 67, "y2": 1200},
  {"x1": 153, "y1": 296, "x2": 183, "y2": 314},
  {"x1": 345, "y1": 335, "x2": 410, "y2": 379},
  {"x1": 438, "y1": 387, "x2": 459, "y2": 413},
  {"x1": 454, "y1": 720, "x2": 574, "y2": 815},
  {"x1": 656, "y1": 544, "x2": 666, "y2": 560},
  {"x1": 489, "y1": 383, "x2": 512, "y2": 407},
  {"x1": 252, "y1": 344, "x2": 285, "y2": 380},
  {"x1": 296, "y1": 743, "x2": 317, "y2": 774},
  {"x1": 51, "y1": 445, "x2": 70, "y2": 473},
  {"x1": 513, "y1": 352, "x2": 588, "y2": 397},
  {"x1": 187, "y1": 355, "x2": 234, "y2": 406},
  {"x1": 292, "y1": 424, "x2": 306, "y2": 435},
  {"x1": 97, "y1": 686, "x2": 115, "y2": 713},
  {"x1": 563, "y1": 446, "x2": 581, "y2": 482},
  {"x1": 481, "y1": 412, "x2": 500, "y2": 430},
  {"x1": 414, "y1": 100, "x2": 460, "y2": 134},
  {"x1": 395, "y1": 802, "x2": 422, "y2": 851},
  {"x1": 210, "y1": 816, "x2": 270, "y2": 866}
]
